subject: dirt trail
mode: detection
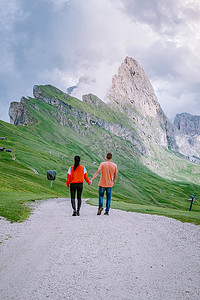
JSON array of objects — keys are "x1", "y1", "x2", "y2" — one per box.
[{"x1": 0, "y1": 198, "x2": 199, "y2": 300}]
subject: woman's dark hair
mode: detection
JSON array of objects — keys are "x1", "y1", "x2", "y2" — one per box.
[{"x1": 74, "y1": 155, "x2": 80, "y2": 171}]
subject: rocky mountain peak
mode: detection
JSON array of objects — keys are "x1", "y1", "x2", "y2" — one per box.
[
  {"x1": 107, "y1": 56, "x2": 172, "y2": 150},
  {"x1": 174, "y1": 113, "x2": 200, "y2": 136},
  {"x1": 107, "y1": 57, "x2": 200, "y2": 160},
  {"x1": 108, "y1": 56, "x2": 162, "y2": 119}
]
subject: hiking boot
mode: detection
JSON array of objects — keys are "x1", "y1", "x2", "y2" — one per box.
[
  {"x1": 77, "y1": 211, "x2": 80, "y2": 216},
  {"x1": 72, "y1": 211, "x2": 77, "y2": 216},
  {"x1": 97, "y1": 207, "x2": 103, "y2": 215},
  {"x1": 104, "y1": 211, "x2": 109, "y2": 215}
]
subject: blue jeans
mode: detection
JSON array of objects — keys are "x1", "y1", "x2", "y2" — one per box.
[{"x1": 99, "y1": 186, "x2": 112, "y2": 212}]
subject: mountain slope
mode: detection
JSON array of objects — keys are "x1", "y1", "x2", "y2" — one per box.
[{"x1": 1, "y1": 83, "x2": 200, "y2": 223}]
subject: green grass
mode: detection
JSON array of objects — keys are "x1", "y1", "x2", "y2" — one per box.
[
  {"x1": 0, "y1": 192, "x2": 49, "y2": 223},
  {"x1": 0, "y1": 84, "x2": 200, "y2": 223},
  {"x1": 87, "y1": 199, "x2": 200, "y2": 225}
]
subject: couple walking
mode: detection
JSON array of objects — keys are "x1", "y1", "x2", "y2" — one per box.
[{"x1": 66, "y1": 153, "x2": 118, "y2": 216}]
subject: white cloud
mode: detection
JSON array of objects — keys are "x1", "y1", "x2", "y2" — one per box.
[
  {"x1": 59, "y1": 0, "x2": 160, "y2": 100},
  {"x1": 46, "y1": 0, "x2": 69, "y2": 6}
]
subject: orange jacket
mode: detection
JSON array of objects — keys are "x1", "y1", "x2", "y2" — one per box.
[{"x1": 66, "y1": 165, "x2": 90, "y2": 187}]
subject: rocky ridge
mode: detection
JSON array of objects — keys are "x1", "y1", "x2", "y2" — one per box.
[
  {"x1": 174, "y1": 113, "x2": 200, "y2": 136},
  {"x1": 9, "y1": 57, "x2": 200, "y2": 163},
  {"x1": 12, "y1": 85, "x2": 144, "y2": 153}
]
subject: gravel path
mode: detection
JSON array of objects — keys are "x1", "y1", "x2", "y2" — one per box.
[{"x1": 0, "y1": 198, "x2": 199, "y2": 300}]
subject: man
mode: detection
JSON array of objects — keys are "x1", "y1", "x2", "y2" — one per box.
[{"x1": 90, "y1": 153, "x2": 118, "y2": 215}]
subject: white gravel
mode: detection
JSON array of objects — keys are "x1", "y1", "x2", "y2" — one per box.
[{"x1": 0, "y1": 198, "x2": 199, "y2": 300}]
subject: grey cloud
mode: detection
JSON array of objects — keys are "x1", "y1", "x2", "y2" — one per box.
[
  {"x1": 120, "y1": 0, "x2": 174, "y2": 29},
  {"x1": 120, "y1": 0, "x2": 199, "y2": 35},
  {"x1": 0, "y1": 0, "x2": 72, "y2": 121},
  {"x1": 142, "y1": 40, "x2": 190, "y2": 78},
  {"x1": 0, "y1": 0, "x2": 199, "y2": 122},
  {"x1": 11, "y1": 1, "x2": 65, "y2": 71}
]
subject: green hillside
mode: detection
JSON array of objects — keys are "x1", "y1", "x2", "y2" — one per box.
[{"x1": 0, "y1": 85, "x2": 199, "y2": 223}]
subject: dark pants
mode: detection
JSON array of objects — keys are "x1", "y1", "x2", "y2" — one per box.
[{"x1": 70, "y1": 183, "x2": 83, "y2": 212}]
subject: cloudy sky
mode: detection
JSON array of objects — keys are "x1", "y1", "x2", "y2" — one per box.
[{"x1": 0, "y1": 0, "x2": 200, "y2": 122}]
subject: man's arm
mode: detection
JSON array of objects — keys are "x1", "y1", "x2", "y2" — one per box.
[
  {"x1": 90, "y1": 168, "x2": 101, "y2": 184},
  {"x1": 113, "y1": 165, "x2": 118, "y2": 183},
  {"x1": 113, "y1": 172, "x2": 117, "y2": 182}
]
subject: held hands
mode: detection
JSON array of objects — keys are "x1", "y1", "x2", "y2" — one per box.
[{"x1": 89, "y1": 180, "x2": 93, "y2": 185}]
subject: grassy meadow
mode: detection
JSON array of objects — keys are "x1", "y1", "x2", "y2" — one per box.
[{"x1": 0, "y1": 86, "x2": 200, "y2": 223}]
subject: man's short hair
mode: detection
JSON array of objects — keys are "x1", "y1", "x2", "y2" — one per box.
[{"x1": 106, "y1": 153, "x2": 112, "y2": 159}]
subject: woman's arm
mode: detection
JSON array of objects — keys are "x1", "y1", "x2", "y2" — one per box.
[{"x1": 66, "y1": 167, "x2": 71, "y2": 189}]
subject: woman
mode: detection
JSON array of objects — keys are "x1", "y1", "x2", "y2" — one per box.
[{"x1": 66, "y1": 156, "x2": 90, "y2": 216}]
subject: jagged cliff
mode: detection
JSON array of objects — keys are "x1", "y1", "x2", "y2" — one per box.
[
  {"x1": 174, "y1": 113, "x2": 200, "y2": 136},
  {"x1": 9, "y1": 97, "x2": 33, "y2": 125},
  {"x1": 107, "y1": 56, "x2": 177, "y2": 151},
  {"x1": 107, "y1": 57, "x2": 200, "y2": 160},
  {"x1": 173, "y1": 113, "x2": 200, "y2": 162}
]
